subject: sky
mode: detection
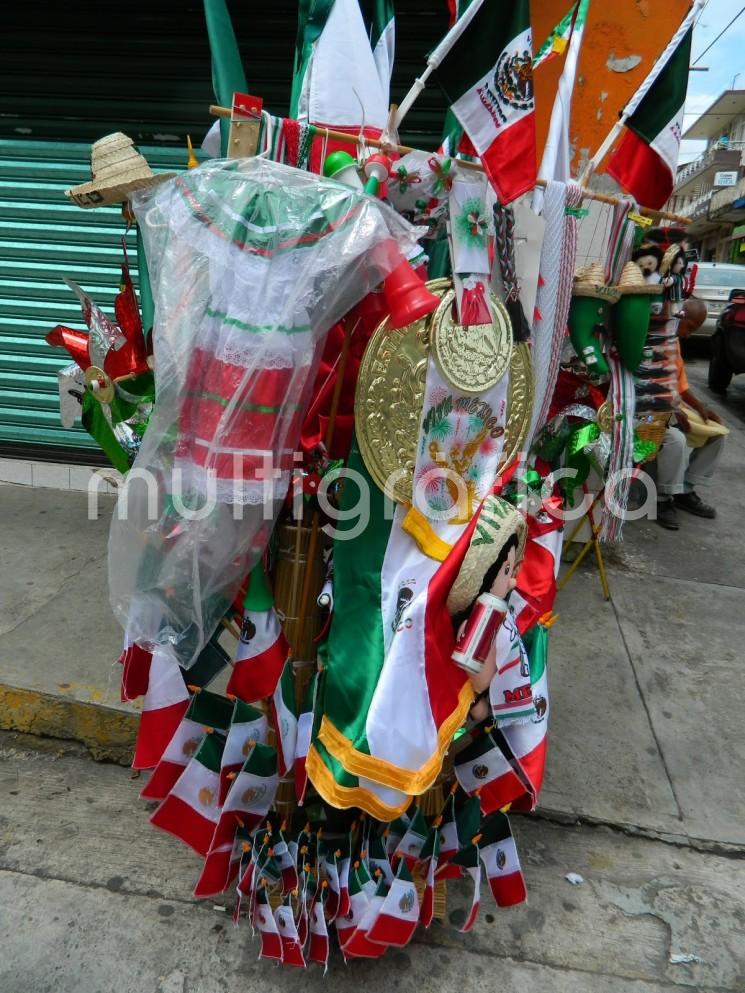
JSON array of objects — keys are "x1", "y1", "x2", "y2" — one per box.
[{"x1": 679, "y1": 0, "x2": 745, "y2": 163}]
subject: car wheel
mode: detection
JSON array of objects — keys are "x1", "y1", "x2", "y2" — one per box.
[{"x1": 708, "y1": 332, "x2": 732, "y2": 394}]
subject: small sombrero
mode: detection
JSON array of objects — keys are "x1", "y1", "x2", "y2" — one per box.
[
  {"x1": 573, "y1": 262, "x2": 621, "y2": 303},
  {"x1": 65, "y1": 132, "x2": 175, "y2": 209},
  {"x1": 659, "y1": 244, "x2": 686, "y2": 277},
  {"x1": 446, "y1": 495, "x2": 528, "y2": 615},
  {"x1": 614, "y1": 261, "x2": 660, "y2": 295}
]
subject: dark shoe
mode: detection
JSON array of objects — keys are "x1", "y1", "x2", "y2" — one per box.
[
  {"x1": 674, "y1": 491, "x2": 716, "y2": 519},
  {"x1": 656, "y1": 499, "x2": 680, "y2": 530}
]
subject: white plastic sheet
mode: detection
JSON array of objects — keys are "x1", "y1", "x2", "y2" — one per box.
[{"x1": 109, "y1": 157, "x2": 420, "y2": 667}]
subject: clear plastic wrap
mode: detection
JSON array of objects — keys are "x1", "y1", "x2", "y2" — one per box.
[{"x1": 109, "y1": 157, "x2": 421, "y2": 667}]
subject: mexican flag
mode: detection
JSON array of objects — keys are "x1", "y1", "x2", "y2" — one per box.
[
  {"x1": 149, "y1": 732, "x2": 224, "y2": 857},
  {"x1": 368, "y1": 832, "x2": 394, "y2": 885},
  {"x1": 194, "y1": 823, "x2": 252, "y2": 900},
  {"x1": 271, "y1": 832, "x2": 300, "y2": 897},
  {"x1": 511, "y1": 507, "x2": 563, "y2": 636},
  {"x1": 271, "y1": 660, "x2": 298, "y2": 778},
  {"x1": 308, "y1": 889, "x2": 330, "y2": 972},
  {"x1": 335, "y1": 863, "x2": 371, "y2": 952},
  {"x1": 437, "y1": 793, "x2": 481, "y2": 881},
  {"x1": 370, "y1": 0, "x2": 395, "y2": 93},
  {"x1": 118, "y1": 640, "x2": 152, "y2": 701},
  {"x1": 140, "y1": 689, "x2": 232, "y2": 800},
  {"x1": 253, "y1": 886, "x2": 283, "y2": 962},
  {"x1": 343, "y1": 874, "x2": 389, "y2": 959},
  {"x1": 418, "y1": 822, "x2": 441, "y2": 929},
  {"x1": 450, "y1": 841, "x2": 482, "y2": 932},
  {"x1": 394, "y1": 806, "x2": 429, "y2": 868},
  {"x1": 607, "y1": 21, "x2": 693, "y2": 210},
  {"x1": 275, "y1": 898, "x2": 306, "y2": 968},
  {"x1": 294, "y1": 673, "x2": 317, "y2": 805},
  {"x1": 480, "y1": 812, "x2": 527, "y2": 907},
  {"x1": 226, "y1": 564, "x2": 289, "y2": 704},
  {"x1": 500, "y1": 622, "x2": 550, "y2": 808},
  {"x1": 131, "y1": 647, "x2": 190, "y2": 771},
  {"x1": 208, "y1": 741, "x2": 278, "y2": 855},
  {"x1": 454, "y1": 725, "x2": 528, "y2": 814},
  {"x1": 367, "y1": 860, "x2": 420, "y2": 947},
  {"x1": 432, "y1": 0, "x2": 536, "y2": 203},
  {"x1": 533, "y1": 1, "x2": 580, "y2": 70},
  {"x1": 292, "y1": 0, "x2": 389, "y2": 129},
  {"x1": 218, "y1": 698, "x2": 268, "y2": 803}
]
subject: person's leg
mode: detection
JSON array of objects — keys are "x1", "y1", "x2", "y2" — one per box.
[
  {"x1": 655, "y1": 426, "x2": 688, "y2": 529},
  {"x1": 675, "y1": 436, "x2": 725, "y2": 518}
]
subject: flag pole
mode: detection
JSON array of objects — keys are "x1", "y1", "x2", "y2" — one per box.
[
  {"x1": 578, "y1": 0, "x2": 702, "y2": 185},
  {"x1": 391, "y1": 0, "x2": 487, "y2": 130}
]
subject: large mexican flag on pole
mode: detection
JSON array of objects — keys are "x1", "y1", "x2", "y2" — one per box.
[
  {"x1": 606, "y1": 21, "x2": 693, "y2": 210},
  {"x1": 432, "y1": 0, "x2": 536, "y2": 203}
]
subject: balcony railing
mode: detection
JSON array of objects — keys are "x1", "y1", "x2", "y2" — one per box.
[{"x1": 674, "y1": 146, "x2": 742, "y2": 192}]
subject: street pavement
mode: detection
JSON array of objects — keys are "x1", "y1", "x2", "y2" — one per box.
[{"x1": 0, "y1": 354, "x2": 744, "y2": 991}]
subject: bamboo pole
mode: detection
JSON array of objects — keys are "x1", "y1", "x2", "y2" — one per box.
[{"x1": 208, "y1": 104, "x2": 691, "y2": 225}]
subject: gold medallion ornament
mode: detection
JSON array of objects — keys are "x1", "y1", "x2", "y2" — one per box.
[
  {"x1": 499, "y1": 342, "x2": 534, "y2": 473},
  {"x1": 84, "y1": 365, "x2": 115, "y2": 404},
  {"x1": 596, "y1": 399, "x2": 614, "y2": 434},
  {"x1": 431, "y1": 287, "x2": 513, "y2": 395},
  {"x1": 356, "y1": 280, "x2": 534, "y2": 504}
]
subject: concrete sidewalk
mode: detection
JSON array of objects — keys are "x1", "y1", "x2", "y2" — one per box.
[{"x1": 1, "y1": 357, "x2": 744, "y2": 848}]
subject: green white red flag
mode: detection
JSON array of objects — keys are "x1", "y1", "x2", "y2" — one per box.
[
  {"x1": 226, "y1": 564, "x2": 289, "y2": 703},
  {"x1": 253, "y1": 885, "x2": 283, "y2": 962},
  {"x1": 480, "y1": 812, "x2": 527, "y2": 907},
  {"x1": 271, "y1": 660, "x2": 298, "y2": 777},
  {"x1": 308, "y1": 888, "x2": 330, "y2": 972},
  {"x1": 450, "y1": 840, "x2": 482, "y2": 932},
  {"x1": 366, "y1": 859, "x2": 420, "y2": 947},
  {"x1": 454, "y1": 725, "x2": 528, "y2": 813},
  {"x1": 343, "y1": 873, "x2": 389, "y2": 959},
  {"x1": 140, "y1": 690, "x2": 232, "y2": 800},
  {"x1": 370, "y1": 0, "x2": 395, "y2": 93},
  {"x1": 275, "y1": 897, "x2": 306, "y2": 967},
  {"x1": 336, "y1": 862, "x2": 372, "y2": 953},
  {"x1": 218, "y1": 698, "x2": 268, "y2": 803},
  {"x1": 149, "y1": 732, "x2": 224, "y2": 856},
  {"x1": 294, "y1": 673, "x2": 317, "y2": 805},
  {"x1": 394, "y1": 807, "x2": 429, "y2": 869},
  {"x1": 432, "y1": 0, "x2": 536, "y2": 203},
  {"x1": 533, "y1": 1, "x2": 580, "y2": 70},
  {"x1": 131, "y1": 648, "x2": 190, "y2": 771},
  {"x1": 606, "y1": 15, "x2": 694, "y2": 209}
]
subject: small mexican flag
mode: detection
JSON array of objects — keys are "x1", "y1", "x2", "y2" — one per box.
[
  {"x1": 450, "y1": 840, "x2": 482, "y2": 932},
  {"x1": 253, "y1": 885, "x2": 283, "y2": 962},
  {"x1": 370, "y1": 0, "x2": 395, "y2": 93},
  {"x1": 342, "y1": 873, "x2": 389, "y2": 959},
  {"x1": 437, "y1": 794, "x2": 481, "y2": 881},
  {"x1": 149, "y1": 732, "x2": 224, "y2": 857},
  {"x1": 308, "y1": 887, "x2": 330, "y2": 972},
  {"x1": 336, "y1": 862, "x2": 371, "y2": 953},
  {"x1": 512, "y1": 508, "x2": 563, "y2": 636},
  {"x1": 501, "y1": 622, "x2": 550, "y2": 808},
  {"x1": 131, "y1": 647, "x2": 190, "y2": 771},
  {"x1": 454, "y1": 725, "x2": 528, "y2": 814},
  {"x1": 226, "y1": 564, "x2": 289, "y2": 704},
  {"x1": 140, "y1": 689, "x2": 232, "y2": 800},
  {"x1": 275, "y1": 897, "x2": 306, "y2": 968},
  {"x1": 294, "y1": 672, "x2": 317, "y2": 805},
  {"x1": 219, "y1": 698, "x2": 268, "y2": 803},
  {"x1": 418, "y1": 821, "x2": 441, "y2": 929},
  {"x1": 271, "y1": 660, "x2": 298, "y2": 779},
  {"x1": 480, "y1": 812, "x2": 527, "y2": 907},
  {"x1": 607, "y1": 23, "x2": 693, "y2": 210},
  {"x1": 533, "y1": 1, "x2": 578, "y2": 69},
  {"x1": 393, "y1": 807, "x2": 429, "y2": 869},
  {"x1": 432, "y1": 0, "x2": 536, "y2": 203},
  {"x1": 366, "y1": 859, "x2": 420, "y2": 948},
  {"x1": 368, "y1": 832, "x2": 394, "y2": 885}
]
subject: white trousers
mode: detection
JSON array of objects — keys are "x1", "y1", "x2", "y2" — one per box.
[{"x1": 656, "y1": 425, "x2": 724, "y2": 497}]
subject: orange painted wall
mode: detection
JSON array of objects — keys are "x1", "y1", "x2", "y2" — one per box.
[{"x1": 531, "y1": 0, "x2": 691, "y2": 174}]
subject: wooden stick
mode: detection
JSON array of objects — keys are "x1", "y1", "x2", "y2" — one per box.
[{"x1": 208, "y1": 103, "x2": 690, "y2": 225}]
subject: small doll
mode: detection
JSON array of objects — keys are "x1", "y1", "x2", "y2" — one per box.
[
  {"x1": 660, "y1": 245, "x2": 687, "y2": 311},
  {"x1": 447, "y1": 496, "x2": 531, "y2": 724}
]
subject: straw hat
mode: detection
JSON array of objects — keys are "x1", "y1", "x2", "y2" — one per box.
[
  {"x1": 446, "y1": 495, "x2": 528, "y2": 615},
  {"x1": 573, "y1": 262, "x2": 621, "y2": 303},
  {"x1": 659, "y1": 244, "x2": 686, "y2": 277},
  {"x1": 614, "y1": 261, "x2": 660, "y2": 295},
  {"x1": 65, "y1": 133, "x2": 175, "y2": 209},
  {"x1": 678, "y1": 402, "x2": 730, "y2": 449}
]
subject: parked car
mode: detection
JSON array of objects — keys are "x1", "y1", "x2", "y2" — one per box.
[
  {"x1": 708, "y1": 288, "x2": 745, "y2": 393},
  {"x1": 689, "y1": 262, "x2": 745, "y2": 336}
]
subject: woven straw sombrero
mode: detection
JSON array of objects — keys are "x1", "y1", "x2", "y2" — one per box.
[
  {"x1": 446, "y1": 495, "x2": 528, "y2": 615},
  {"x1": 573, "y1": 262, "x2": 621, "y2": 303},
  {"x1": 65, "y1": 133, "x2": 175, "y2": 209},
  {"x1": 614, "y1": 261, "x2": 660, "y2": 295},
  {"x1": 659, "y1": 244, "x2": 686, "y2": 277}
]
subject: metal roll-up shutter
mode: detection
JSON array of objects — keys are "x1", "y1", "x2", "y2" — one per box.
[{"x1": 0, "y1": 1, "x2": 448, "y2": 459}]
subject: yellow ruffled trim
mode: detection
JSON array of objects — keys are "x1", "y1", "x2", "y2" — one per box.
[
  {"x1": 305, "y1": 745, "x2": 412, "y2": 821},
  {"x1": 401, "y1": 505, "x2": 454, "y2": 562},
  {"x1": 317, "y1": 680, "x2": 474, "y2": 794}
]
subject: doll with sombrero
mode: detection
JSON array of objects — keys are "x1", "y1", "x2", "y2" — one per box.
[{"x1": 448, "y1": 496, "x2": 533, "y2": 725}]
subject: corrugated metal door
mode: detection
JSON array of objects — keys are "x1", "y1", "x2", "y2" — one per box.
[{"x1": 0, "y1": 0, "x2": 448, "y2": 458}]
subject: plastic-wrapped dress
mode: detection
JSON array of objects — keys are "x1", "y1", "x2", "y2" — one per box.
[{"x1": 109, "y1": 157, "x2": 420, "y2": 667}]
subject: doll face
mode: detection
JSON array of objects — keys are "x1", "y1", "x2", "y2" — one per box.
[
  {"x1": 672, "y1": 255, "x2": 685, "y2": 274},
  {"x1": 636, "y1": 253, "x2": 659, "y2": 277},
  {"x1": 489, "y1": 546, "x2": 519, "y2": 599}
]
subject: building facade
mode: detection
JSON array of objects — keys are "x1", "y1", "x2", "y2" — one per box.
[{"x1": 667, "y1": 90, "x2": 745, "y2": 263}]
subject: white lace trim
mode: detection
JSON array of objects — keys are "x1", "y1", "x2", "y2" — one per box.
[{"x1": 173, "y1": 457, "x2": 290, "y2": 506}]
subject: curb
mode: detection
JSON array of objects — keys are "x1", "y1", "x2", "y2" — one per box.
[{"x1": 0, "y1": 684, "x2": 136, "y2": 765}]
